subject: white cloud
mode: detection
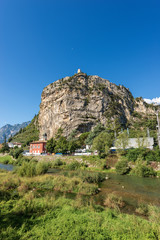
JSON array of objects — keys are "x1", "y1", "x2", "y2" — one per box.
[{"x1": 144, "y1": 97, "x2": 160, "y2": 105}]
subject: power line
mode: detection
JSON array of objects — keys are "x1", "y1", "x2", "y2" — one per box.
[{"x1": 156, "y1": 111, "x2": 160, "y2": 148}]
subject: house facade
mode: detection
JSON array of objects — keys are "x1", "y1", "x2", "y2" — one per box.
[
  {"x1": 29, "y1": 141, "x2": 47, "y2": 155},
  {"x1": 8, "y1": 142, "x2": 22, "y2": 148}
]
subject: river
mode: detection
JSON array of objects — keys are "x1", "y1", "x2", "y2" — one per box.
[
  {"x1": 0, "y1": 163, "x2": 14, "y2": 171},
  {"x1": 1, "y1": 164, "x2": 160, "y2": 211},
  {"x1": 95, "y1": 173, "x2": 160, "y2": 213}
]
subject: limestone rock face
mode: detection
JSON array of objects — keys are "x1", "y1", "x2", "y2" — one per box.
[
  {"x1": 39, "y1": 73, "x2": 136, "y2": 139},
  {"x1": 134, "y1": 98, "x2": 155, "y2": 115}
]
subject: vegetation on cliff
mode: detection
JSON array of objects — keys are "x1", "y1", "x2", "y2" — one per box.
[{"x1": 10, "y1": 115, "x2": 39, "y2": 147}]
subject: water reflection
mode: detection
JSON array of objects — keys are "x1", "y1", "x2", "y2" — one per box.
[
  {"x1": 0, "y1": 163, "x2": 14, "y2": 171},
  {"x1": 99, "y1": 173, "x2": 160, "y2": 207}
]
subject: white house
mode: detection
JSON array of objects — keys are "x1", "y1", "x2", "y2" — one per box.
[{"x1": 112, "y1": 137, "x2": 154, "y2": 150}]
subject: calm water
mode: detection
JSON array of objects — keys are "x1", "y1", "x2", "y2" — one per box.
[
  {"x1": 97, "y1": 173, "x2": 160, "y2": 208},
  {"x1": 0, "y1": 163, "x2": 14, "y2": 171},
  {"x1": 49, "y1": 168, "x2": 160, "y2": 209}
]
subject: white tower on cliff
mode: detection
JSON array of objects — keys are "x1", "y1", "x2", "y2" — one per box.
[{"x1": 77, "y1": 69, "x2": 81, "y2": 73}]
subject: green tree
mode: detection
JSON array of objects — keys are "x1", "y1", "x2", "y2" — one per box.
[
  {"x1": 46, "y1": 138, "x2": 57, "y2": 153},
  {"x1": 10, "y1": 148, "x2": 23, "y2": 159},
  {"x1": 0, "y1": 135, "x2": 9, "y2": 153},
  {"x1": 68, "y1": 140, "x2": 78, "y2": 153},
  {"x1": 115, "y1": 130, "x2": 129, "y2": 150},
  {"x1": 135, "y1": 131, "x2": 147, "y2": 148},
  {"x1": 92, "y1": 131, "x2": 113, "y2": 156},
  {"x1": 85, "y1": 124, "x2": 106, "y2": 145},
  {"x1": 77, "y1": 132, "x2": 90, "y2": 147},
  {"x1": 55, "y1": 136, "x2": 68, "y2": 154},
  {"x1": 115, "y1": 159, "x2": 130, "y2": 175},
  {"x1": 68, "y1": 130, "x2": 77, "y2": 141},
  {"x1": 55, "y1": 128, "x2": 63, "y2": 139}
]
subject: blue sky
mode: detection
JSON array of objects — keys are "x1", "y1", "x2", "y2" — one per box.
[{"x1": 0, "y1": 0, "x2": 160, "y2": 128}]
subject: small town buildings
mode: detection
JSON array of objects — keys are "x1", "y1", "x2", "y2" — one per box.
[
  {"x1": 8, "y1": 142, "x2": 22, "y2": 148},
  {"x1": 29, "y1": 141, "x2": 47, "y2": 155}
]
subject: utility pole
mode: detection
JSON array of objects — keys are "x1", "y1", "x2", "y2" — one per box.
[
  {"x1": 147, "y1": 128, "x2": 150, "y2": 138},
  {"x1": 156, "y1": 111, "x2": 160, "y2": 148}
]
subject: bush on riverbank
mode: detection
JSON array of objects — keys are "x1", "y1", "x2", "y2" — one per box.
[
  {"x1": 104, "y1": 193, "x2": 125, "y2": 210},
  {"x1": 66, "y1": 161, "x2": 83, "y2": 170},
  {"x1": 50, "y1": 158, "x2": 65, "y2": 167},
  {"x1": 16, "y1": 161, "x2": 49, "y2": 177},
  {"x1": 130, "y1": 159, "x2": 156, "y2": 177},
  {"x1": 0, "y1": 155, "x2": 14, "y2": 164},
  {"x1": 125, "y1": 148, "x2": 160, "y2": 162},
  {"x1": 77, "y1": 171, "x2": 106, "y2": 183},
  {"x1": 63, "y1": 170, "x2": 106, "y2": 184},
  {"x1": 115, "y1": 159, "x2": 131, "y2": 175},
  {"x1": 135, "y1": 203, "x2": 149, "y2": 216}
]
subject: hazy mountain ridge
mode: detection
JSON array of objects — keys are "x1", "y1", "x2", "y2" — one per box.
[{"x1": 0, "y1": 121, "x2": 30, "y2": 143}]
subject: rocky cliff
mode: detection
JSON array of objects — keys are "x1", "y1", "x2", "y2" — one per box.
[{"x1": 39, "y1": 72, "x2": 149, "y2": 139}]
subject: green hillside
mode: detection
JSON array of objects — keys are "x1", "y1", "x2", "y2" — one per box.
[{"x1": 10, "y1": 115, "x2": 39, "y2": 147}]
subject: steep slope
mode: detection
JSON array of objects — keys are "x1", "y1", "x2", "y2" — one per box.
[
  {"x1": 11, "y1": 115, "x2": 39, "y2": 146},
  {"x1": 39, "y1": 72, "x2": 137, "y2": 139},
  {"x1": 0, "y1": 121, "x2": 30, "y2": 143}
]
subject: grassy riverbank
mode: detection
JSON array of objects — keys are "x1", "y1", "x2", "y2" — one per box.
[{"x1": 0, "y1": 163, "x2": 160, "y2": 239}]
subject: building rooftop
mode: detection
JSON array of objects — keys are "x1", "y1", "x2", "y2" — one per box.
[{"x1": 30, "y1": 141, "x2": 47, "y2": 144}]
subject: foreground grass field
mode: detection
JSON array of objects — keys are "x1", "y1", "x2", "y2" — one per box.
[{"x1": 0, "y1": 169, "x2": 160, "y2": 240}]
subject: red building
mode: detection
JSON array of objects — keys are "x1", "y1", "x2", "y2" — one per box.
[{"x1": 29, "y1": 141, "x2": 47, "y2": 155}]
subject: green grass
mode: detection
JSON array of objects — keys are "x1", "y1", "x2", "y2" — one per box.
[
  {"x1": 0, "y1": 155, "x2": 14, "y2": 164},
  {"x1": 0, "y1": 171, "x2": 160, "y2": 239}
]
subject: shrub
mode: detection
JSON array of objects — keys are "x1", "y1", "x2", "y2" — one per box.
[
  {"x1": 0, "y1": 155, "x2": 14, "y2": 164},
  {"x1": 148, "y1": 205, "x2": 160, "y2": 223},
  {"x1": 104, "y1": 194, "x2": 125, "y2": 210},
  {"x1": 16, "y1": 161, "x2": 49, "y2": 177},
  {"x1": 78, "y1": 171, "x2": 106, "y2": 183},
  {"x1": 52, "y1": 175, "x2": 98, "y2": 195},
  {"x1": 130, "y1": 160, "x2": 156, "y2": 177},
  {"x1": 135, "y1": 203, "x2": 149, "y2": 216},
  {"x1": 145, "y1": 151, "x2": 156, "y2": 161},
  {"x1": 15, "y1": 156, "x2": 31, "y2": 166},
  {"x1": 126, "y1": 148, "x2": 146, "y2": 162},
  {"x1": 17, "y1": 162, "x2": 36, "y2": 177},
  {"x1": 36, "y1": 162, "x2": 49, "y2": 175},
  {"x1": 115, "y1": 160, "x2": 130, "y2": 175},
  {"x1": 67, "y1": 161, "x2": 81, "y2": 170},
  {"x1": 10, "y1": 148, "x2": 23, "y2": 159},
  {"x1": 51, "y1": 158, "x2": 64, "y2": 167},
  {"x1": 155, "y1": 149, "x2": 160, "y2": 161},
  {"x1": 78, "y1": 182, "x2": 98, "y2": 195}
]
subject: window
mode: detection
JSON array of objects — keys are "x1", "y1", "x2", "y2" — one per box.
[
  {"x1": 38, "y1": 145, "x2": 40, "y2": 149},
  {"x1": 33, "y1": 146, "x2": 34, "y2": 149}
]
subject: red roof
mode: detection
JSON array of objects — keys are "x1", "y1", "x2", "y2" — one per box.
[{"x1": 30, "y1": 141, "x2": 47, "y2": 144}]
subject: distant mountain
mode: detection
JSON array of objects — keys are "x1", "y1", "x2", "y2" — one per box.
[{"x1": 0, "y1": 121, "x2": 31, "y2": 143}]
